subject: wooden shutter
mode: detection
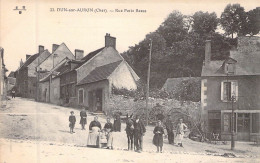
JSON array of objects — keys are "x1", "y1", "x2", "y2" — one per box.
[
  {"x1": 221, "y1": 81, "x2": 224, "y2": 101},
  {"x1": 231, "y1": 81, "x2": 238, "y2": 101}
]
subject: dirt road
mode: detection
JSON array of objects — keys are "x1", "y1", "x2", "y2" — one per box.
[{"x1": 0, "y1": 97, "x2": 259, "y2": 162}]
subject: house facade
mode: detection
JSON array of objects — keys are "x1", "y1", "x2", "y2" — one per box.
[
  {"x1": 201, "y1": 36, "x2": 260, "y2": 141},
  {"x1": 38, "y1": 58, "x2": 71, "y2": 104},
  {"x1": 75, "y1": 34, "x2": 139, "y2": 114},
  {"x1": 15, "y1": 46, "x2": 50, "y2": 98}
]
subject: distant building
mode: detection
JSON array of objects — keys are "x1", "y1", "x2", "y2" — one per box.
[
  {"x1": 201, "y1": 36, "x2": 260, "y2": 141},
  {"x1": 0, "y1": 48, "x2": 8, "y2": 107},
  {"x1": 7, "y1": 71, "x2": 16, "y2": 94},
  {"x1": 15, "y1": 46, "x2": 51, "y2": 98}
]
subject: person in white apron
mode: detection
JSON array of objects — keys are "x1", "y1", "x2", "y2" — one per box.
[
  {"x1": 175, "y1": 118, "x2": 187, "y2": 147},
  {"x1": 87, "y1": 116, "x2": 101, "y2": 148}
]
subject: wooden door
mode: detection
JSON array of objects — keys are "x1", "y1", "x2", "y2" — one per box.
[{"x1": 237, "y1": 113, "x2": 250, "y2": 141}]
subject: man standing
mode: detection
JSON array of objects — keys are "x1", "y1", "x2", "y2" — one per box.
[
  {"x1": 104, "y1": 117, "x2": 114, "y2": 149},
  {"x1": 69, "y1": 111, "x2": 76, "y2": 134},
  {"x1": 11, "y1": 90, "x2": 15, "y2": 98},
  {"x1": 134, "y1": 115, "x2": 146, "y2": 152},
  {"x1": 176, "y1": 118, "x2": 188, "y2": 147},
  {"x1": 165, "y1": 115, "x2": 174, "y2": 144},
  {"x1": 80, "y1": 107, "x2": 87, "y2": 130}
]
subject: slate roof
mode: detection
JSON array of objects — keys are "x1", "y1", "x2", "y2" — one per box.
[
  {"x1": 77, "y1": 60, "x2": 122, "y2": 85},
  {"x1": 19, "y1": 53, "x2": 39, "y2": 70},
  {"x1": 8, "y1": 71, "x2": 15, "y2": 78},
  {"x1": 74, "y1": 47, "x2": 105, "y2": 70},
  {"x1": 57, "y1": 47, "x2": 105, "y2": 76},
  {"x1": 202, "y1": 36, "x2": 260, "y2": 77}
]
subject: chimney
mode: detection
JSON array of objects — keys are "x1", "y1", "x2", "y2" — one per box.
[
  {"x1": 52, "y1": 44, "x2": 59, "y2": 53},
  {"x1": 39, "y1": 45, "x2": 44, "y2": 54},
  {"x1": 26, "y1": 54, "x2": 31, "y2": 60},
  {"x1": 205, "y1": 40, "x2": 211, "y2": 66},
  {"x1": 105, "y1": 33, "x2": 116, "y2": 49},
  {"x1": 75, "y1": 49, "x2": 84, "y2": 60},
  {"x1": 20, "y1": 59, "x2": 24, "y2": 67}
]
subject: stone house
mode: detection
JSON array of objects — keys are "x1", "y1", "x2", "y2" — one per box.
[
  {"x1": 36, "y1": 43, "x2": 76, "y2": 101},
  {"x1": 38, "y1": 58, "x2": 72, "y2": 104},
  {"x1": 15, "y1": 46, "x2": 50, "y2": 98},
  {"x1": 74, "y1": 34, "x2": 139, "y2": 114},
  {"x1": 201, "y1": 36, "x2": 260, "y2": 141}
]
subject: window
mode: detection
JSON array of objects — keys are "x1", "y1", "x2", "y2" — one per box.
[
  {"x1": 208, "y1": 111, "x2": 221, "y2": 133},
  {"x1": 223, "y1": 113, "x2": 236, "y2": 132},
  {"x1": 78, "y1": 89, "x2": 84, "y2": 104},
  {"x1": 226, "y1": 63, "x2": 235, "y2": 74},
  {"x1": 221, "y1": 81, "x2": 238, "y2": 102},
  {"x1": 237, "y1": 113, "x2": 250, "y2": 132}
]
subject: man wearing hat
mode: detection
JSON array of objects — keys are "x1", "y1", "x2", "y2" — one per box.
[
  {"x1": 69, "y1": 111, "x2": 76, "y2": 134},
  {"x1": 165, "y1": 115, "x2": 174, "y2": 144},
  {"x1": 134, "y1": 115, "x2": 146, "y2": 152}
]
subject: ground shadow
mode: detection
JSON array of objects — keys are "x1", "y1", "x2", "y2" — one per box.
[{"x1": 58, "y1": 130, "x2": 70, "y2": 133}]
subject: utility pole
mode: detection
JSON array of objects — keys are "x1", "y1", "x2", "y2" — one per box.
[
  {"x1": 146, "y1": 39, "x2": 152, "y2": 126},
  {"x1": 231, "y1": 95, "x2": 235, "y2": 150}
]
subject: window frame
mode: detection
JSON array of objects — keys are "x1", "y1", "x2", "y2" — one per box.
[
  {"x1": 78, "y1": 88, "x2": 84, "y2": 104},
  {"x1": 221, "y1": 80, "x2": 238, "y2": 102}
]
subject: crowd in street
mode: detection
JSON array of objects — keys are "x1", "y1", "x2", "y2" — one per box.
[{"x1": 68, "y1": 108, "x2": 188, "y2": 153}]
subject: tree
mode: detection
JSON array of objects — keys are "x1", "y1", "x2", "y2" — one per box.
[
  {"x1": 220, "y1": 4, "x2": 247, "y2": 38},
  {"x1": 157, "y1": 10, "x2": 189, "y2": 46},
  {"x1": 243, "y1": 8, "x2": 260, "y2": 36},
  {"x1": 192, "y1": 11, "x2": 218, "y2": 35}
]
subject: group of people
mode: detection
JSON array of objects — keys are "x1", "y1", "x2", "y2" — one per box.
[
  {"x1": 153, "y1": 116, "x2": 188, "y2": 153},
  {"x1": 68, "y1": 109, "x2": 188, "y2": 153}
]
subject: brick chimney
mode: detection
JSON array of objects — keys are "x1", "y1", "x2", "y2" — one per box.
[
  {"x1": 39, "y1": 45, "x2": 44, "y2": 54},
  {"x1": 52, "y1": 44, "x2": 59, "y2": 53},
  {"x1": 105, "y1": 33, "x2": 116, "y2": 49},
  {"x1": 75, "y1": 49, "x2": 84, "y2": 60},
  {"x1": 26, "y1": 54, "x2": 31, "y2": 60},
  {"x1": 205, "y1": 40, "x2": 211, "y2": 66}
]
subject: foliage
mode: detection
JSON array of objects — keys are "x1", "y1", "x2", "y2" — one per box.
[
  {"x1": 157, "y1": 11, "x2": 189, "y2": 47},
  {"x1": 192, "y1": 11, "x2": 219, "y2": 35},
  {"x1": 243, "y1": 8, "x2": 260, "y2": 36},
  {"x1": 220, "y1": 4, "x2": 247, "y2": 38}
]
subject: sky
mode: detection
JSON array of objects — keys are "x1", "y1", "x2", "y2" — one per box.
[{"x1": 0, "y1": 0, "x2": 259, "y2": 72}]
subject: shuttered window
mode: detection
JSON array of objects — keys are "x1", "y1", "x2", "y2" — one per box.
[{"x1": 221, "y1": 81, "x2": 238, "y2": 102}]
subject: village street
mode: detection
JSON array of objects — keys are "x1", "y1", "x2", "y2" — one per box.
[{"x1": 0, "y1": 97, "x2": 259, "y2": 163}]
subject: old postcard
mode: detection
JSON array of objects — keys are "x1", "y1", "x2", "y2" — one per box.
[{"x1": 0, "y1": 0, "x2": 259, "y2": 162}]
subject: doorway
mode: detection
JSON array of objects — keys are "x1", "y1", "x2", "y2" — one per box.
[
  {"x1": 88, "y1": 89, "x2": 103, "y2": 112},
  {"x1": 237, "y1": 113, "x2": 250, "y2": 141}
]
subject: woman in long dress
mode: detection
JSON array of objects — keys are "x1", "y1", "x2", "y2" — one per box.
[
  {"x1": 87, "y1": 116, "x2": 102, "y2": 148},
  {"x1": 153, "y1": 120, "x2": 164, "y2": 153}
]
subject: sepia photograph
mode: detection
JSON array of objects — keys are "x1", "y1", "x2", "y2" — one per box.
[{"x1": 0, "y1": 0, "x2": 259, "y2": 162}]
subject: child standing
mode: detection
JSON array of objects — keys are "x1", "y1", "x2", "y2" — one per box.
[
  {"x1": 69, "y1": 111, "x2": 76, "y2": 134},
  {"x1": 153, "y1": 120, "x2": 164, "y2": 153}
]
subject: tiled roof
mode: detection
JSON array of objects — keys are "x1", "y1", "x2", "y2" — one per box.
[{"x1": 77, "y1": 60, "x2": 122, "y2": 85}]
